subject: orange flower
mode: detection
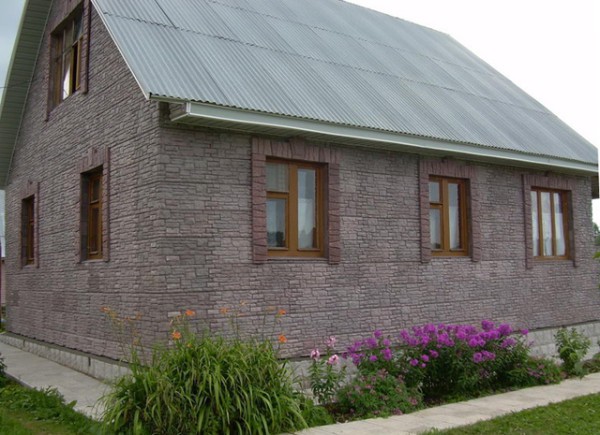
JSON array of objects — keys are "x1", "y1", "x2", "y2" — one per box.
[
  {"x1": 100, "y1": 306, "x2": 110, "y2": 313},
  {"x1": 278, "y1": 334, "x2": 287, "y2": 344},
  {"x1": 185, "y1": 309, "x2": 196, "y2": 317},
  {"x1": 277, "y1": 309, "x2": 287, "y2": 316},
  {"x1": 219, "y1": 307, "x2": 229, "y2": 315},
  {"x1": 171, "y1": 331, "x2": 182, "y2": 340}
]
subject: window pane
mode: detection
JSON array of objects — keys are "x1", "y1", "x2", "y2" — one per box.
[
  {"x1": 429, "y1": 181, "x2": 440, "y2": 203},
  {"x1": 90, "y1": 207, "x2": 99, "y2": 253},
  {"x1": 298, "y1": 168, "x2": 316, "y2": 249},
  {"x1": 541, "y1": 191, "x2": 552, "y2": 256},
  {"x1": 266, "y1": 163, "x2": 288, "y2": 192},
  {"x1": 554, "y1": 193, "x2": 566, "y2": 256},
  {"x1": 267, "y1": 198, "x2": 286, "y2": 248},
  {"x1": 430, "y1": 208, "x2": 441, "y2": 250},
  {"x1": 531, "y1": 191, "x2": 539, "y2": 256},
  {"x1": 62, "y1": 51, "x2": 72, "y2": 99},
  {"x1": 448, "y1": 183, "x2": 461, "y2": 250},
  {"x1": 90, "y1": 177, "x2": 101, "y2": 202}
]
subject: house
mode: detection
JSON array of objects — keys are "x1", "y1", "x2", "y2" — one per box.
[{"x1": 0, "y1": 0, "x2": 598, "y2": 369}]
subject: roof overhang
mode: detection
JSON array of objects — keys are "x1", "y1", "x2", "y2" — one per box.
[
  {"x1": 167, "y1": 100, "x2": 599, "y2": 176},
  {"x1": 0, "y1": 0, "x2": 52, "y2": 188}
]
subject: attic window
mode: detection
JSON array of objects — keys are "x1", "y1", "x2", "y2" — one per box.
[{"x1": 51, "y1": 8, "x2": 84, "y2": 107}]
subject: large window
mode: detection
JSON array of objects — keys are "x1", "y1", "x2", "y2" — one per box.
[
  {"x1": 429, "y1": 177, "x2": 468, "y2": 256},
  {"x1": 266, "y1": 160, "x2": 324, "y2": 257},
  {"x1": 82, "y1": 168, "x2": 103, "y2": 260},
  {"x1": 21, "y1": 196, "x2": 35, "y2": 265},
  {"x1": 530, "y1": 188, "x2": 569, "y2": 259},
  {"x1": 51, "y1": 9, "x2": 83, "y2": 107}
]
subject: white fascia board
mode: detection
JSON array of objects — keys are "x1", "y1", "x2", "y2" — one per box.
[{"x1": 170, "y1": 101, "x2": 599, "y2": 175}]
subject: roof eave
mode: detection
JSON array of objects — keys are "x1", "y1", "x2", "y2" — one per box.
[
  {"x1": 0, "y1": 0, "x2": 52, "y2": 188},
  {"x1": 165, "y1": 99, "x2": 599, "y2": 176}
]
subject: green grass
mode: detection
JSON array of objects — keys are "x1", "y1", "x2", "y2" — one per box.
[
  {"x1": 0, "y1": 382, "x2": 102, "y2": 435},
  {"x1": 435, "y1": 393, "x2": 600, "y2": 434}
]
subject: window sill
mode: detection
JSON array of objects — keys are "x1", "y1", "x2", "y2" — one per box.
[
  {"x1": 78, "y1": 259, "x2": 107, "y2": 265},
  {"x1": 267, "y1": 257, "x2": 328, "y2": 262}
]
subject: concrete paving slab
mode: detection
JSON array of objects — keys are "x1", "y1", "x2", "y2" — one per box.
[{"x1": 0, "y1": 340, "x2": 107, "y2": 419}]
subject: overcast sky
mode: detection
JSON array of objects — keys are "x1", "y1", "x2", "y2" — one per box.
[{"x1": 0, "y1": 0, "x2": 599, "y2": 225}]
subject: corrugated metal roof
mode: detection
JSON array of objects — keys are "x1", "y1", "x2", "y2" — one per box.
[
  {"x1": 91, "y1": 0, "x2": 596, "y2": 166},
  {"x1": 0, "y1": 0, "x2": 52, "y2": 187}
]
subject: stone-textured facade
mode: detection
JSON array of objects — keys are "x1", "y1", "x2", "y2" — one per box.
[{"x1": 5, "y1": 1, "x2": 599, "y2": 361}]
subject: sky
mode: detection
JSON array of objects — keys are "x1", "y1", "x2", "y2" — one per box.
[{"x1": 0, "y1": 0, "x2": 598, "y2": 234}]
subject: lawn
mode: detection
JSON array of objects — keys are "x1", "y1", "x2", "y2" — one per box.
[
  {"x1": 436, "y1": 393, "x2": 600, "y2": 434},
  {"x1": 0, "y1": 382, "x2": 102, "y2": 435}
]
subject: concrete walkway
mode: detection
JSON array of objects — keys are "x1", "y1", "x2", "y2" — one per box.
[
  {"x1": 0, "y1": 340, "x2": 108, "y2": 419},
  {"x1": 1, "y1": 339, "x2": 600, "y2": 433}
]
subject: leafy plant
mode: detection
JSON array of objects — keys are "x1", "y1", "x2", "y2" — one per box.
[
  {"x1": 102, "y1": 310, "x2": 307, "y2": 434},
  {"x1": 336, "y1": 369, "x2": 422, "y2": 419},
  {"x1": 308, "y1": 336, "x2": 346, "y2": 405},
  {"x1": 555, "y1": 327, "x2": 591, "y2": 377}
]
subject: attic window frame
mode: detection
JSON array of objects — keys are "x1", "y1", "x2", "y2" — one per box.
[{"x1": 47, "y1": 1, "x2": 90, "y2": 115}]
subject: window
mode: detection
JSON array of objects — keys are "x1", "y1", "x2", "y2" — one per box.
[
  {"x1": 82, "y1": 168, "x2": 103, "y2": 260},
  {"x1": 429, "y1": 177, "x2": 468, "y2": 256},
  {"x1": 22, "y1": 196, "x2": 35, "y2": 265},
  {"x1": 51, "y1": 9, "x2": 83, "y2": 106},
  {"x1": 530, "y1": 188, "x2": 569, "y2": 259},
  {"x1": 266, "y1": 160, "x2": 324, "y2": 257}
]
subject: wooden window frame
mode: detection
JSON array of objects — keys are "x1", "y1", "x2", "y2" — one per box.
[
  {"x1": 429, "y1": 177, "x2": 469, "y2": 257},
  {"x1": 267, "y1": 159, "x2": 325, "y2": 258},
  {"x1": 50, "y1": 6, "x2": 85, "y2": 108},
  {"x1": 530, "y1": 187, "x2": 570, "y2": 260},
  {"x1": 21, "y1": 196, "x2": 35, "y2": 266},
  {"x1": 80, "y1": 167, "x2": 104, "y2": 261}
]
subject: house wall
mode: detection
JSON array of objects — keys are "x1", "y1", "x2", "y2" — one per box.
[
  {"x1": 152, "y1": 124, "x2": 600, "y2": 358},
  {"x1": 5, "y1": 2, "x2": 165, "y2": 358},
  {"x1": 5, "y1": 0, "x2": 599, "y2": 362}
]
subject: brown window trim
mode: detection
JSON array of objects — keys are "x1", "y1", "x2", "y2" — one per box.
[
  {"x1": 46, "y1": 1, "x2": 91, "y2": 118},
  {"x1": 419, "y1": 159, "x2": 480, "y2": 263},
  {"x1": 429, "y1": 177, "x2": 469, "y2": 257},
  {"x1": 77, "y1": 147, "x2": 110, "y2": 263},
  {"x1": 267, "y1": 159, "x2": 325, "y2": 258},
  {"x1": 523, "y1": 174, "x2": 575, "y2": 268},
  {"x1": 19, "y1": 181, "x2": 40, "y2": 268},
  {"x1": 252, "y1": 137, "x2": 341, "y2": 264}
]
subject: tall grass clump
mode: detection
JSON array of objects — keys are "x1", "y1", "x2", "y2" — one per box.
[{"x1": 102, "y1": 309, "x2": 307, "y2": 434}]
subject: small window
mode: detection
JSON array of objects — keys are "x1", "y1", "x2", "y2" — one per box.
[
  {"x1": 82, "y1": 168, "x2": 103, "y2": 260},
  {"x1": 429, "y1": 177, "x2": 468, "y2": 256},
  {"x1": 51, "y1": 9, "x2": 84, "y2": 107},
  {"x1": 22, "y1": 196, "x2": 35, "y2": 265},
  {"x1": 530, "y1": 188, "x2": 569, "y2": 259},
  {"x1": 267, "y1": 160, "x2": 324, "y2": 257}
]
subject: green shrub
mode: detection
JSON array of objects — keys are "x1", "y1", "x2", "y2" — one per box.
[
  {"x1": 0, "y1": 352, "x2": 6, "y2": 388},
  {"x1": 506, "y1": 356, "x2": 563, "y2": 387},
  {"x1": 102, "y1": 332, "x2": 307, "y2": 434},
  {"x1": 298, "y1": 396, "x2": 335, "y2": 427},
  {"x1": 336, "y1": 369, "x2": 422, "y2": 419},
  {"x1": 555, "y1": 327, "x2": 591, "y2": 377}
]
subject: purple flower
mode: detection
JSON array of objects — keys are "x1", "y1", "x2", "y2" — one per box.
[
  {"x1": 482, "y1": 351, "x2": 496, "y2": 361},
  {"x1": 521, "y1": 329, "x2": 529, "y2": 336},
  {"x1": 366, "y1": 337, "x2": 378, "y2": 348},
  {"x1": 420, "y1": 363, "x2": 427, "y2": 368},
  {"x1": 421, "y1": 354, "x2": 430, "y2": 362},
  {"x1": 327, "y1": 354, "x2": 339, "y2": 365},
  {"x1": 382, "y1": 348, "x2": 393, "y2": 361},
  {"x1": 429, "y1": 350, "x2": 439, "y2": 358},
  {"x1": 498, "y1": 323, "x2": 512, "y2": 336},
  {"x1": 369, "y1": 355, "x2": 378, "y2": 362},
  {"x1": 424, "y1": 324, "x2": 436, "y2": 334},
  {"x1": 456, "y1": 330, "x2": 467, "y2": 340},
  {"x1": 501, "y1": 337, "x2": 516, "y2": 348},
  {"x1": 409, "y1": 359, "x2": 419, "y2": 367},
  {"x1": 473, "y1": 352, "x2": 484, "y2": 363},
  {"x1": 481, "y1": 320, "x2": 494, "y2": 331},
  {"x1": 373, "y1": 329, "x2": 383, "y2": 339},
  {"x1": 326, "y1": 336, "x2": 337, "y2": 348},
  {"x1": 382, "y1": 338, "x2": 391, "y2": 347},
  {"x1": 310, "y1": 348, "x2": 320, "y2": 360}
]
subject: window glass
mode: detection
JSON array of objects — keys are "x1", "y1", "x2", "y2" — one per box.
[
  {"x1": 266, "y1": 163, "x2": 288, "y2": 192},
  {"x1": 430, "y1": 208, "x2": 441, "y2": 250},
  {"x1": 554, "y1": 193, "x2": 566, "y2": 256},
  {"x1": 429, "y1": 181, "x2": 440, "y2": 203},
  {"x1": 448, "y1": 183, "x2": 461, "y2": 250},
  {"x1": 267, "y1": 198, "x2": 286, "y2": 248},
  {"x1": 540, "y1": 191, "x2": 552, "y2": 256},
  {"x1": 298, "y1": 168, "x2": 316, "y2": 249}
]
